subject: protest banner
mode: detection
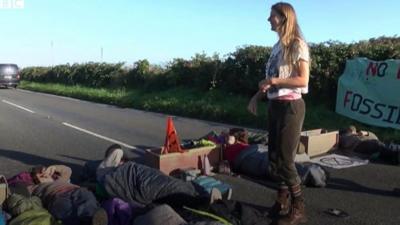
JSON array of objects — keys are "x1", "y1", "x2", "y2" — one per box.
[{"x1": 336, "y1": 58, "x2": 400, "y2": 130}]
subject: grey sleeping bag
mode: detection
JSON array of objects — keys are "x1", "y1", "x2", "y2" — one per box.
[
  {"x1": 233, "y1": 144, "x2": 269, "y2": 177},
  {"x1": 233, "y1": 144, "x2": 328, "y2": 187}
]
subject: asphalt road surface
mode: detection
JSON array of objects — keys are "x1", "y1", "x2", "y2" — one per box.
[
  {"x1": 0, "y1": 88, "x2": 399, "y2": 225},
  {"x1": 0, "y1": 88, "x2": 234, "y2": 175}
]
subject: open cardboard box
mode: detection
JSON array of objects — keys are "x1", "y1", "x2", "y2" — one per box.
[
  {"x1": 300, "y1": 129, "x2": 339, "y2": 157},
  {"x1": 144, "y1": 145, "x2": 221, "y2": 175}
]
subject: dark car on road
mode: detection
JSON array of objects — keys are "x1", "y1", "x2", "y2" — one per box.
[{"x1": 0, "y1": 64, "x2": 20, "y2": 88}]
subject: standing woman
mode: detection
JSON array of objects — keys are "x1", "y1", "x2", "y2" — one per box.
[{"x1": 248, "y1": 2, "x2": 309, "y2": 225}]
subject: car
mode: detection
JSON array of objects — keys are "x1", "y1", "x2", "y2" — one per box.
[{"x1": 0, "y1": 64, "x2": 20, "y2": 88}]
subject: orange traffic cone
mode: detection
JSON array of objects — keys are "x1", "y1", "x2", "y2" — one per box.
[{"x1": 162, "y1": 116, "x2": 183, "y2": 154}]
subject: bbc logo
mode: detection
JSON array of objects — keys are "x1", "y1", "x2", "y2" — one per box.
[{"x1": 0, "y1": 0, "x2": 24, "y2": 9}]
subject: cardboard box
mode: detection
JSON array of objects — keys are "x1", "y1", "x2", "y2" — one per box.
[
  {"x1": 144, "y1": 145, "x2": 221, "y2": 175},
  {"x1": 300, "y1": 129, "x2": 339, "y2": 157}
]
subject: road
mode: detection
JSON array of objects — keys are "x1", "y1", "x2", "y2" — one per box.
[
  {"x1": 0, "y1": 88, "x2": 230, "y2": 178},
  {"x1": 0, "y1": 88, "x2": 399, "y2": 225}
]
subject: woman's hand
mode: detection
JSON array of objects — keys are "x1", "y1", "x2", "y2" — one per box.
[{"x1": 258, "y1": 79, "x2": 273, "y2": 92}]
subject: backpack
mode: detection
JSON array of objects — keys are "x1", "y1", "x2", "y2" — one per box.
[
  {"x1": 7, "y1": 172, "x2": 34, "y2": 186},
  {"x1": 8, "y1": 209, "x2": 62, "y2": 225}
]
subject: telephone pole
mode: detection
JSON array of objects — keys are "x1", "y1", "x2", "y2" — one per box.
[
  {"x1": 51, "y1": 40, "x2": 54, "y2": 67},
  {"x1": 100, "y1": 47, "x2": 103, "y2": 62}
]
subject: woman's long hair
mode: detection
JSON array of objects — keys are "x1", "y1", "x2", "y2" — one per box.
[{"x1": 272, "y1": 2, "x2": 305, "y2": 68}]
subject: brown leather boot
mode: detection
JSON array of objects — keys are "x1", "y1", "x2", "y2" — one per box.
[
  {"x1": 277, "y1": 197, "x2": 307, "y2": 225},
  {"x1": 269, "y1": 189, "x2": 290, "y2": 218}
]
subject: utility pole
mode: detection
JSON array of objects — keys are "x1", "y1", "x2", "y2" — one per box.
[
  {"x1": 51, "y1": 40, "x2": 54, "y2": 67},
  {"x1": 100, "y1": 46, "x2": 103, "y2": 62}
]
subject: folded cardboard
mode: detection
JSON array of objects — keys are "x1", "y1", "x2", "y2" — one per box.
[
  {"x1": 145, "y1": 145, "x2": 221, "y2": 175},
  {"x1": 300, "y1": 129, "x2": 339, "y2": 157}
]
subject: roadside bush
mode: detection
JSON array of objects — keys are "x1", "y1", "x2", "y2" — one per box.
[
  {"x1": 126, "y1": 59, "x2": 150, "y2": 88},
  {"x1": 22, "y1": 62, "x2": 125, "y2": 88},
  {"x1": 219, "y1": 45, "x2": 270, "y2": 96},
  {"x1": 20, "y1": 67, "x2": 50, "y2": 82}
]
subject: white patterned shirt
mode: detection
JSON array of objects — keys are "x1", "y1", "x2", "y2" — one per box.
[{"x1": 265, "y1": 39, "x2": 310, "y2": 100}]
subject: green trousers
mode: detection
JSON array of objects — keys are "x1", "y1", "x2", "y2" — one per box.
[{"x1": 267, "y1": 98, "x2": 305, "y2": 186}]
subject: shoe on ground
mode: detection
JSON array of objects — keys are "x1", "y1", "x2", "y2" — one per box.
[
  {"x1": 223, "y1": 188, "x2": 233, "y2": 200},
  {"x1": 91, "y1": 207, "x2": 108, "y2": 225},
  {"x1": 209, "y1": 187, "x2": 222, "y2": 204},
  {"x1": 212, "y1": 182, "x2": 232, "y2": 200}
]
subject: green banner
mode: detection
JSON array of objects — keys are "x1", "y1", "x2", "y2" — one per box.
[{"x1": 336, "y1": 57, "x2": 400, "y2": 130}]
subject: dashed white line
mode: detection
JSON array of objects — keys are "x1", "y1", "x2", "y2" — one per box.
[
  {"x1": 62, "y1": 122, "x2": 144, "y2": 153},
  {"x1": 2, "y1": 100, "x2": 35, "y2": 113},
  {"x1": 2, "y1": 95, "x2": 144, "y2": 153}
]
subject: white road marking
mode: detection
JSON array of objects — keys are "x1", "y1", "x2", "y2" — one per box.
[
  {"x1": 2, "y1": 100, "x2": 35, "y2": 113},
  {"x1": 62, "y1": 122, "x2": 144, "y2": 153}
]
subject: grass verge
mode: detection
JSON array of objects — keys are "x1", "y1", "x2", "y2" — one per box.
[{"x1": 19, "y1": 81, "x2": 400, "y2": 142}]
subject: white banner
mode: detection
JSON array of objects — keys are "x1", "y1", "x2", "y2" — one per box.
[
  {"x1": 336, "y1": 58, "x2": 400, "y2": 129},
  {"x1": 311, "y1": 154, "x2": 368, "y2": 169}
]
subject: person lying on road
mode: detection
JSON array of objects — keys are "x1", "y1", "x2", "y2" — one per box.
[
  {"x1": 27, "y1": 165, "x2": 107, "y2": 225},
  {"x1": 96, "y1": 144, "x2": 224, "y2": 209}
]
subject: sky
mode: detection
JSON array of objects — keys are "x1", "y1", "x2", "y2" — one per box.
[{"x1": 0, "y1": 0, "x2": 399, "y2": 68}]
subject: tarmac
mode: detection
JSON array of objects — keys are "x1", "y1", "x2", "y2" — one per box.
[{"x1": 215, "y1": 159, "x2": 400, "y2": 225}]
